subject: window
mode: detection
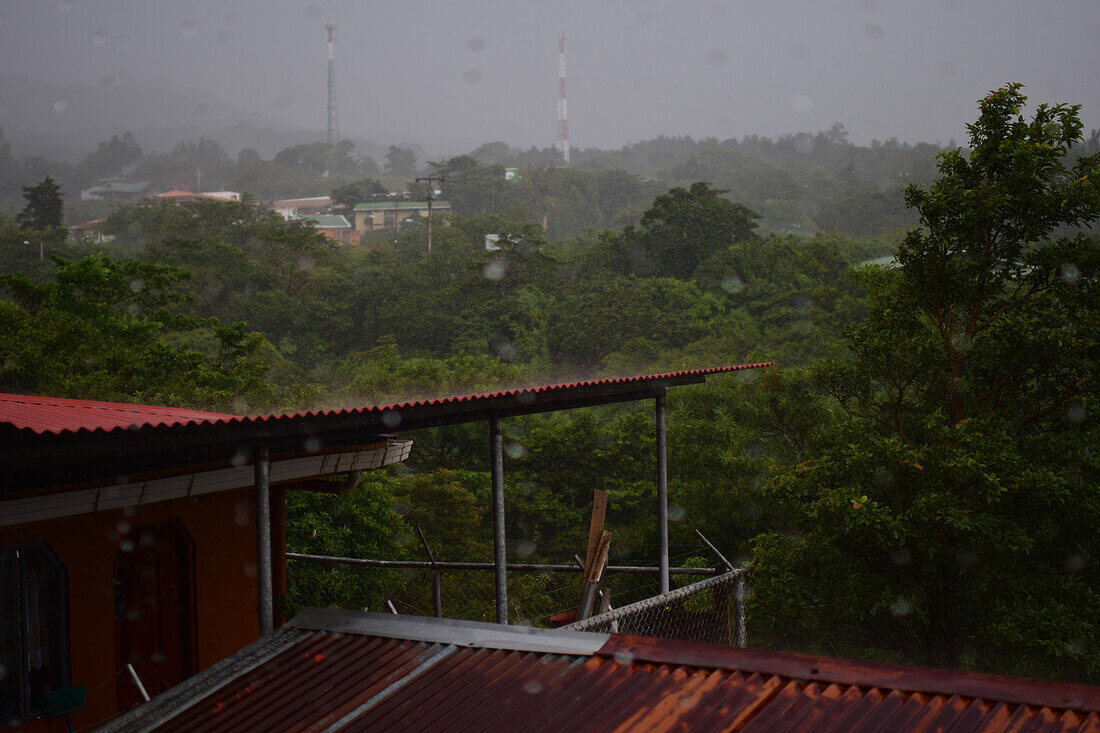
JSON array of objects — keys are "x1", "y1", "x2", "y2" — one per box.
[{"x1": 0, "y1": 542, "x2": 70, "y2": 725}]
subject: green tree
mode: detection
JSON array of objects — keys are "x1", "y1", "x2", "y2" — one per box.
[
  {"x1": 17, "y1": 177, "x2": 64, "y2": 231},
  {"x1": 0, "y1": 254, "x2": 273, "y2": 411},
  {"x1": 609, "y1": 182, "x2": 758, "y2": 279},
  {"x1": 384, "y1": 146, "x2": 417, "y2": 177},
  {"x1": 750, "y1": 84, "x2": 1100, "y2": 680}
]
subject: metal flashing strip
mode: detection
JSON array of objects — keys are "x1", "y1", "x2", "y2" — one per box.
[
  {"x1": 290, "y1": 608, "x2": 610, "y2": 656},
  {"x1": 321, "y1": 644, "x2": 458, "y2": 733},
  {"x1": 97, "y1": 625, "x2": 310, "y2": 733},
  {"x1": 0, "y1": 440, "x2": 411, "y2": 528}
]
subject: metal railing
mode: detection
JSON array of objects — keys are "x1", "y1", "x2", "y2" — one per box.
[
  {"x1": 284, "y1": 552, "x2": 744, "y2": 644},
  {"x1": 562, "y1": 568, "x2": 747, "y2": 647}
]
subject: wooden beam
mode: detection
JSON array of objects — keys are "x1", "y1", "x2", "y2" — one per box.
[{"x1": 582, "y1": 490, "x2": 609, "y2": 579}]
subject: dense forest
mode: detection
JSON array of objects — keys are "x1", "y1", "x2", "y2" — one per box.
[{"x1": 2, "y1": 85, "x2": 1097, "y2": 684}]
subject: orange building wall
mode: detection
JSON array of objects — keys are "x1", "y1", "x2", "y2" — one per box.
[{"x1": 1, "y1": 488, "x2": 261, "y2": 731}]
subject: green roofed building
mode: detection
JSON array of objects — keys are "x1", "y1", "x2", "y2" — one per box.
[{"x1": 353, "y1": 200, "x2": 451, "y2": 234}]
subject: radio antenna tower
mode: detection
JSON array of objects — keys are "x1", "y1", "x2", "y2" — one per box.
[
  {"x1": 326, "y1": 22, "x2": 339, "y2": 147},
  {"x1": 557, "y1": 32, "x2": 570, "y2": 165}
]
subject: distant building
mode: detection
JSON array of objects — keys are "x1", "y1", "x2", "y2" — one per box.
[
  {"x1": 156, "y1": 190, "x2": 241, "y2": 204},
  {"x1": 80, "y1": 179, "x2": 151, "y2": 201},
  {"x1": 353, "y1": 200, "x2": 452, "y2": 235},
  {"x1": 272, "y1": 196, "x2": 331, "y2": 219},
  {"x1": 300, "y1": 214, "x2": 357, "y2": 245}
]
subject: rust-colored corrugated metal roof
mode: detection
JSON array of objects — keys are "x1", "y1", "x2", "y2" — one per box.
[
  {"x1": 1, "y1": 364, "x2": 771, "y2": 437},
  {"x1": 0, "y1": 393, "x2": 234, "y2": 435},
  {"x1": 100, "y1": 610, "x2": 1100, "y2": 733}
]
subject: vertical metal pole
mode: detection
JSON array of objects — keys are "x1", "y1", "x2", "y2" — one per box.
[
  {"x1": 656, "y1": 393, "x2": 669, "y2": 595},
  {"x1": 490, "y1": 415, "x2": 508, "y2": 624},
  {"x1": 432, "y1": 570, "x2": 442, "y2": 618},
  {"x1": 736, "y1": 572, "x2": 748, "y2": 648},
  {"x1": 254, "y1": 446, "x2": 274, "y2": 636}
]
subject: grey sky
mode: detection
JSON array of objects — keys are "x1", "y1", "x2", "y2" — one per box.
[{"x1": 1, "y1": 0, "x2": 1098, "y2": 155}]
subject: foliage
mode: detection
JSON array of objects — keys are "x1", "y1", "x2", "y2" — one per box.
[
  {"x1": 0, "y1": 254, "x2": 273, "y2": 410},
  {"x1": 750, "y1": 84, "x2": 1100, "y2": 680},
  {"x1": 17, "y1": 177, "x2": 63, "y2": 231}
]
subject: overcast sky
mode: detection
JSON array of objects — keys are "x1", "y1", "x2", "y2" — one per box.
[{"x1": 2, "y1": 0, "x2": 1098, "y2": 154}]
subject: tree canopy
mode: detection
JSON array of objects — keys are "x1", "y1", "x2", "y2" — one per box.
[{"x1": 750, "y1": 83, "x2": 1100, "y2": 680}]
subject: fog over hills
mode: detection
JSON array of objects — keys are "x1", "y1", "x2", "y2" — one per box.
[{"x1": 0, "y1": 75, "x2": 403, "y2": 162}]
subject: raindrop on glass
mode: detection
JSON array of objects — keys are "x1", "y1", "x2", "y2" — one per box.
[
  {"x1": 305, "y1": 6, "x2": 323, "y2": 19},
  {"x1": 524, "y1": 679, "x2": 543, "y2": 693},
  {"x1": 1066, "y1": 403, "x2": 1086, "y2": 424},
  {"x1": 495, "y1": 340, "x2": 517, "y2": 362},
  {"x1": 890, "y1": 547, "x2": 911, "y2": 566},
  {"x1": 793, "y1": 134, "x2": 815, "y2": 154},
  {"x1": 505, "y1": 442, "x2": 527, "y2": 459},
  {"x1": 484, "y1": 259, "x2": 506, "y2": 281},
  {"x1": 704, "y1": 50, "x2": 727, "y2": 67},
  {"x1": 863, "y1": 23, "x2": 884, "y2": 41},
  {"x1": 516, "y1": 539, "x2": 536, "y2": 558},
  {"x1": 303, "y1": 437, "x2": 321, "y2": 453},
  {"x1": 669, "y1": 504, "x2": 685, "y2": 521},
  {"x1": 1060, "y1": 262, "x2": 1080, "y2": 284},
  {"x1": 788, "y1": 44, "x2": 808, "y2": 61},
  {"x1": 790, "y1": 94, "x2": 813, "y2": 113},
  {"x1": 93, "y1": 29, "x2": 108, "y2": 47},
  {"x1": 216, "y1": 30, "x2": 232, "y2": 44},
  {"x1": 889, "y1": 596, "x2": 911, "y2": 616},
  {"x1": 382, "y1": 410, "x2": 402, "y2": 428},
  {"x1": 181, "y1": 20, "x2": 198, "y2": 38},
  {"x1": 466, "y1": 37, "x2": 486, "y2": 53},
  {"x1": 53, "y1": 100, "x2": 67, "y2": 114},
  {"x1": 613, "y1": 650, "x2": 634, "y2": 665},
  {"x1": 463, "y1": 69, "x2": 483, "y2": 85},
  {"x1": 1065, "y1": 552, "x2": 1086, "y2": 572},
  {"x1": 935, "y1": 60, "x2": 958, "y2": 79},
  {"x1": 721, "y1": 275, "x2": 743, "y2": 293}
]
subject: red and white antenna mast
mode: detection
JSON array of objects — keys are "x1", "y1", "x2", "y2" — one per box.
[{"x1": 557, "y1": 32, "x2": 570, "y2": 165}]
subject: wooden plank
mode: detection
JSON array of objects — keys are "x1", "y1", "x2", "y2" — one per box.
[
  {"x1": 579, "y1": 531, "x2": 612, "y2": 620},
  {"x1": 582, "y1": 490, "x2": 609, "y2": 578}
]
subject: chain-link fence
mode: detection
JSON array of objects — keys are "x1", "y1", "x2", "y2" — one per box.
[
  {"x1": 284, "y1": 553, "x2": 746, "y2": 646},
  {"x1": 561, "y1": 569, "x2": 747, "y2": 647}
]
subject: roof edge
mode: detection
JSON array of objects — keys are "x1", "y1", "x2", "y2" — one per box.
[
  {"x1": 598, "y1": 635, "x2": 1100, "y2": 713},
  {"x1": 289, "y1": 608, "x2": 609, "y2": 655}
]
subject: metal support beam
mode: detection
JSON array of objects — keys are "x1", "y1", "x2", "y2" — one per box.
[
  {"x1": 490, "y1": 415, "x2": 508, "y2": 624},
  {"x1": 254, "y1": 446, "x2": 274, "y2": 636},
  {"x1": 656, "y1": 392, "x2": 669, "y2": 594}
]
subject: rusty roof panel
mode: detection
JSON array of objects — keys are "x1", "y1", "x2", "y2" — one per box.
[{"x1": 102, "y1": 611, "x2": 1100, "y2": 733}]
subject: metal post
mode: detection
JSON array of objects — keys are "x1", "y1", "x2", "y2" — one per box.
[
  {"x1": 490, "y1": 415, "x2": 508, "y2": 624},
  {"x1": 656, "y1": 392, "x2": 669, "y2": 594},
  {"x1": 254, "y1": 446, "x2": 274, "y2": 636},
  {"x1": 416, "y1": 524, "x2": 443, "y2": 619},
  {"x1": 735, "y1": 573, "x2": 747, "y2": 648}
]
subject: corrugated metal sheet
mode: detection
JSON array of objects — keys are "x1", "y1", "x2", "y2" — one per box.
[
  {"x1": 0, "y1": 393, "x2": 232, "y2": 434},
  {"x1": 103, "y1": 612, "x2": 1100, "y2": 733},
  {"x1": 1, "y1": 364, "x2": 772, "y2": 437}
]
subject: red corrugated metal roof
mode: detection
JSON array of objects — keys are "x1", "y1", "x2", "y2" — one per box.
[
  {"x1": 1, "y1": 364, "x2": 772, "y2": 437},
  {"x1": 0, "y1": 393, "x2": 234, "y2": 435},
  {"x1": 101, "y1": 611, "x2": 1100, "y2": 733}
]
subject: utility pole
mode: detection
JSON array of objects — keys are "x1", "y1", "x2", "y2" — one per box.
[{"x1": 415, "y1": 175, "x2": 445, "y2": 255}]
